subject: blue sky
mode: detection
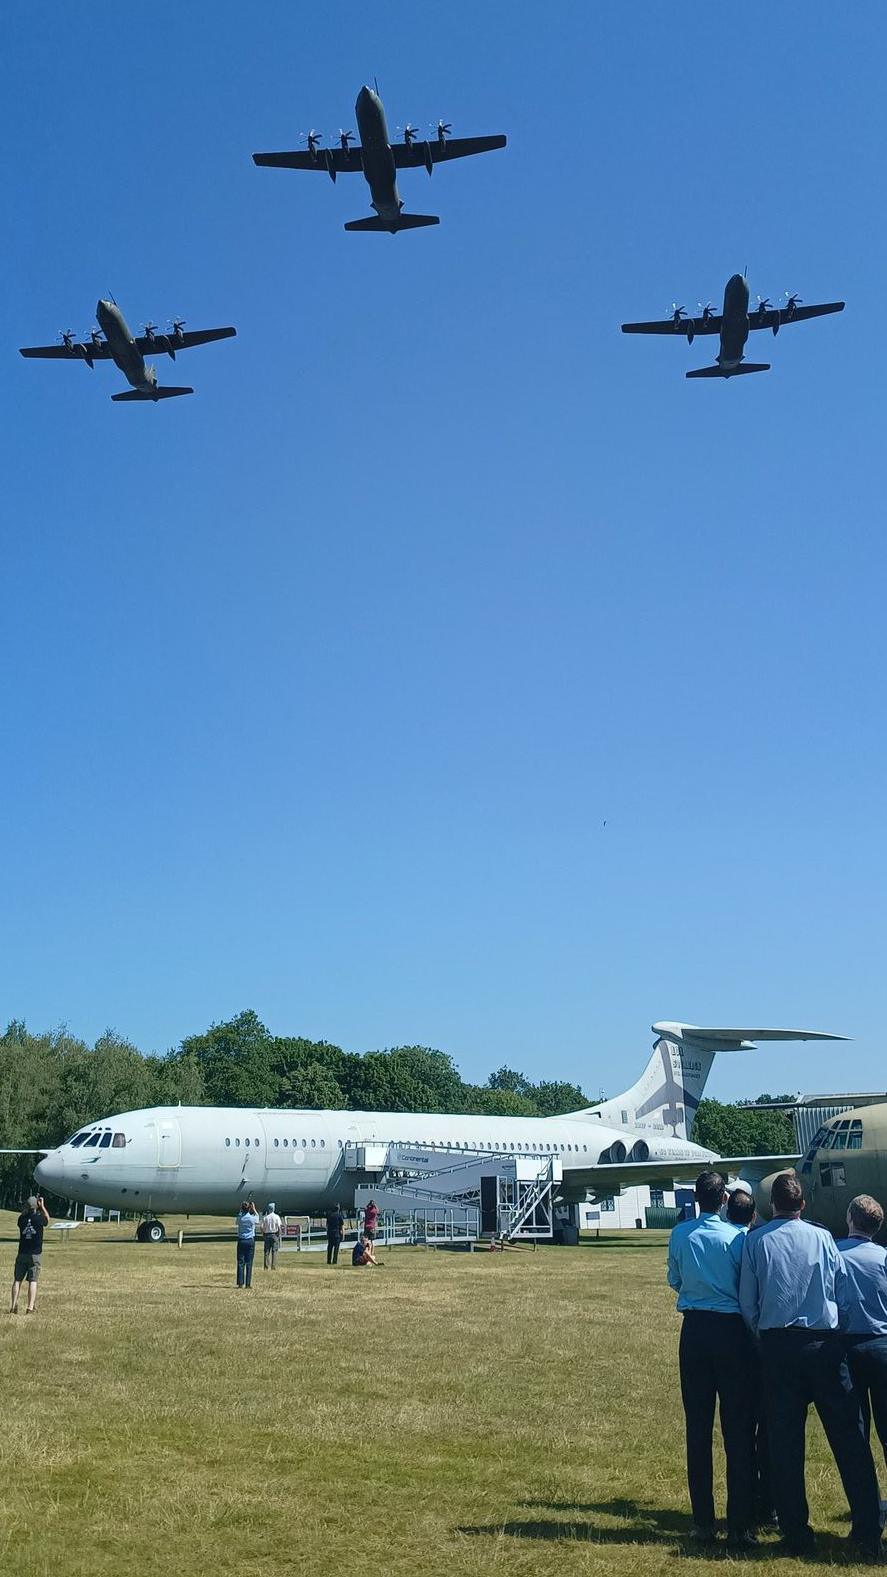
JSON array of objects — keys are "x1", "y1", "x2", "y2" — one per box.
[{"x1": 3, "y1": 2, "x2": 885, "y2": 1103}]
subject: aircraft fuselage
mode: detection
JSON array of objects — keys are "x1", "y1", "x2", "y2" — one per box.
[
  {"x1": 717, "y1": 273, "x2": 751, "y2": 372},
  {"x1": 33, "y1": 1102, "x2": 716, "y2": 1219},
  {"x1": 96, "y1": 299, "x2": 156, "y2": 393},
  {"x1": 355, "y1": 86, "x2": 402, "y2": 223}
]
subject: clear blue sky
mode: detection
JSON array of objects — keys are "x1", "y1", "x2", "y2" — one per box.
[{"x1": 3, "y1": 2, "x2": 885, "y2": 1103}]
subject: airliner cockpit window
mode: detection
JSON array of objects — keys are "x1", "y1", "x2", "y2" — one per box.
[
  {"x1": 84, "y1": 1132, "x2": 102, "y2": 1147},
  {"x1": 112, "y1": 1133, "x2": 126, "y2": 1148},
  {"x1": 99, "y1": 1132, "x2": 113, "y2": 1148},
  {"x1": 831, "y1": 1130, "x2": 848, "y2": 1150},
  {"x1": 68, "y1": 1132, "x2": 89, "y2": 1148},
  {"x1": 848, "y1": 1121, "x2": 864, "y2": 1151}
]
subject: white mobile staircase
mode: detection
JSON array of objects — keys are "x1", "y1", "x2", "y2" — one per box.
[{"x1": 347, "y1": 1142, "x2": 562, "y2": 1244}]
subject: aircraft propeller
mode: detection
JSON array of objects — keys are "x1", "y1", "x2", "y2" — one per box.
[
  {"x1": 434, "y1": 119, "x2": 452, "y2": 148},
  {"x1": 300, "y1": 129, "x2": 322, "y2": 156},
  {"x1": 783, "y1": 291, "x2": 802, "y2": 316},
  {"x1": 82, "y1": 327, "x2": 103, "y2": 368},
  {"x1": 397, "y1": 123, "x2": 420, "y2": 147},
  {"x1": 338, "y1": 129, "x2": 355, "y2": 150},
  {"x1": 141, "y1": 321, "x2": 158, "y2": 341},
  {"x1": 670, "y1": 304, "x2": 694, "y2": 342},
  {"x1": 697, "y1": 301, "x2": 716, "y2": 321},
  {"x1": 58, "y1": 330, "x2": 77, "y2": 350}
]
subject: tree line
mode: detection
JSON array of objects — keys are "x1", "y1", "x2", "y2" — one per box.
[{"x1": 0, "y1": 1009, "x2": 795, "y2": 1205}]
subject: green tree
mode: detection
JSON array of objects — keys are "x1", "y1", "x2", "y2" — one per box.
[
  {"x1": 694, "y1": 1098, "x2": 795, "y2": 1156},
  {"x1": 181, "y1": 1011, "x2": 277, "y2": 1106}
]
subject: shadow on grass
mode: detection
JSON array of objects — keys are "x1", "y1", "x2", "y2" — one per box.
[{"x1": 460, "y1": 1498, "x2": 860, "y2": 1562}]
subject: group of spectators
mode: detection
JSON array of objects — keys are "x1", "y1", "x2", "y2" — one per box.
[
  {"x1": 232, "y1": 1197, "x2": 381, "y2": 1285},
  {"x1": 668, "y1": 1169, "x2": 887, "y2": 1560}
]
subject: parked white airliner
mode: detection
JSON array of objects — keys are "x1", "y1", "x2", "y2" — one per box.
[{"x1": 31, "y1": 1022, "x2": 840, "y2": 1239}]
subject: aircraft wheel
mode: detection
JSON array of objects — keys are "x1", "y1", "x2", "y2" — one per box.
[{"x1": 137, "y1": 1219, "x2": 166, "y2": 1243}]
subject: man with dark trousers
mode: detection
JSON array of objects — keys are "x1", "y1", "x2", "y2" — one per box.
[
  {"x1": 726, "y1": 1186, "x2": 773, "y2": 1525},
  {"x1": 740, "y1": 1172, "x2": 881, "y2": 1560},
  {"x1": 326, "y1": 1202, "x2": 345, "y2": 1265},
  {"x1": 837, "y1": 1194, "x2": 887, "y2": 1477},
  {"x1": 667, "y1": 1169, "x2": 757, "y2": 1547}
]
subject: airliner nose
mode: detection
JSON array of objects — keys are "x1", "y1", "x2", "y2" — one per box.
[{"x1": 34, "y1": 1151, "x2": 63, "y2": 1192}]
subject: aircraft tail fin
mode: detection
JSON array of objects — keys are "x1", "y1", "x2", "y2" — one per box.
[
  {"x1": 344, "y1": 213, "x2": 440, "y2": 233},
  {"x1": 686, "y1": 363, "x2": 770, "y2": 379},
  {"x1": 111, "y1": 386, "x2": 194, "y2": 402},
  {"x1": 566, "y1": 1022, "x2": 847, "y2": 1142}
]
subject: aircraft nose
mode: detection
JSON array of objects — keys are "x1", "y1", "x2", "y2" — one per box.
[{"x1": 34, "y1": 1151, "x2": 64, "y2": 1192}]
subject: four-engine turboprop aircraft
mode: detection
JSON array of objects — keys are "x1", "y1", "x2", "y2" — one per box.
[
  {"x1": 750, "y1": 1102, "x2": 887, "y2": 1244},
  {"x1": 621, "y1": 273, "x2": 844, "y2": 378},
  {"x1": 25, "y1": 1021, "x2": 838, "y2": 1241},
  {"x1": 19, "y1": 298, "x2": 236, "y2": 401},
  {"x1": 253, "y1": 84, "x2": 506, "y2": 233}
]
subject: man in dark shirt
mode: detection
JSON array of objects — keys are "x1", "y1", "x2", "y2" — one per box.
[
  {"x1": 11, "y1": 1194, "x2": 50, "y2": 1314},
  {"x1": 326, "y1": 1203, "x2": 345, "y2": 1265}
]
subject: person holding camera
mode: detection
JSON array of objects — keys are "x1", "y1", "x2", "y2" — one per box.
[{"x1": 11, "y1": 1193, "x2": 50, "y2": 1315}]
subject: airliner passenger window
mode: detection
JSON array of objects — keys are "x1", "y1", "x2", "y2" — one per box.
[
  {"x1": 245, "y1": 1138, "x2": 250, "y2": 1147},
  {"x1": 112, "y1": 1133, "x2": 126, "y2": 1148},
  {"x1": 302, "y1": 1138, "x2": 307, "y2": 1148},
  {"x1": 311, "y1": 1139, "x2": 316, "y2": 1148},
  {"x1": 99, "y1": 1132, "x2": 113, "y2": 1148},
  {"x1": 274, "y1": 1139, "x2": 279, "y2": 1148},
  {"x1": 225, "y1": 1138, "x2": 230, "y2": 1147},
  {"x1": 235, "y1": 1138, "x2": 240, "y2": 1147}
]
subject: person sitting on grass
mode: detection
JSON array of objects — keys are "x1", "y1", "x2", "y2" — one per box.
[{"x1": 352, "y1": 1233, "x2": 378, "y2": 1267}]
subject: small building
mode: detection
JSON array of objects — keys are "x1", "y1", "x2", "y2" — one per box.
[{"x1": 578, "y1": 1183, "x2": 678, "y2": 1230}]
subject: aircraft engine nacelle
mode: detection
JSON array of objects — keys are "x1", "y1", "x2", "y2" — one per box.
[
  {"x1": 599, "y1": 1140, "x2": 627, "y2": 1164},
  {"x1": 630, "y1": 1139, "x2": 650, "y2": 1162}
]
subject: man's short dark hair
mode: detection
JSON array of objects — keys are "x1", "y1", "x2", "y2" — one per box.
[
  {"x1": 695, "y1": 1170, "x2": 726, "y2": 1212},
  {"x1": 727, "y1": 1188, "x2": 755, "y2": 1227},
  {"x1": 770, "y1": 1171, "x2": 804, "y2": 1214},
  {"x1": 848, "y1": 1194, "x2": 884, "y2": 1238}
]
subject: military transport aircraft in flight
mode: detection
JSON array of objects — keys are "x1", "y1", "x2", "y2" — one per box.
[
  {"x1": 19, "y1": 297, "x2": 236, "y2": 401},
  {"x1": 622, "y1": 272, "x2": 844, "y2": 379},
  {"x1": 253, "y1": 84, "x2": 506, "y2": 233},
  {"x1": 7, "y1": 1021, "x2": 837, "y2": 1242}
]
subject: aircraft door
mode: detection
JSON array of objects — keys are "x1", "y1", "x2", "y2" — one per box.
[{"x1": 157, "y1": 1119, "x2": 182, "y2": 1168}]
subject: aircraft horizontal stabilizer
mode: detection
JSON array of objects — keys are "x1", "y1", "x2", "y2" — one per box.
[
  {"x1": 654, "y1": 1023, "x2": 849, "y2": 1047},
  {"x1": 110, "y1": 386, "x2": 194, "y2": 402},
  {"x1": 344, "y1": 213, "x2": 440, "y2": 233},
  {"x1": 686, "y1": 363, "x2": 770, "y2": 379}
]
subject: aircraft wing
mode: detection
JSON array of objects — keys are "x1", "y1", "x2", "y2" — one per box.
[
  {"x1": 253, "y1": 146, "x2": 362, "y2": 173},
  {"x1": 392, "y1": 134, "x2": 507, "y2": 167},
  {"x1": 133, "y1": 327, "x2": 236, "y2": 356},
  {"x1": 565, "y1": 1151, "x2": 800, "y2": 1198},
  {"x1": 621, "y1": 314, "x2": 722, "y2": 337},
  {"x1": 748, "y1": 301, "x2": 845, "y2": 332},
  {"x1": 19, "y1": 340, "x2": 113, "y2": 361}
]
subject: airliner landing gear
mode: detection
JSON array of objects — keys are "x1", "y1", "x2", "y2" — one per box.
[{"x1": 136, "y1": 1219, "x2": 166, "y2": 1244}]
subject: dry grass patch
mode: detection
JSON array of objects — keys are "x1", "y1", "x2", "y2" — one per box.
[{"x1": 0, "y1": 1226, "x2": 879, "y2": 1575}]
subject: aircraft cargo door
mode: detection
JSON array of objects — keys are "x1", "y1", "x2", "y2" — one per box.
[{"x1": 157, "y1": 1119, "x2": 182, "y2": 1168}]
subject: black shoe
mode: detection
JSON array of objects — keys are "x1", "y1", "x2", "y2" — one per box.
[
  {"x1": 688, "y1": 1525, "x2": 718, "y2": 1544},
  {"x1": 846, "y1": 1536, "x2": 883, "y2": 1565},
  {"x1": 726, "y1": 1530, "x2": 758, "y2": 1550},
  {"x1": 776, "y1": 1532, "x2": 816, "y2": 1558}
]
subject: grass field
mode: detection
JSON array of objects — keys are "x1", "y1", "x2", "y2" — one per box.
[{"x1": 0, "y1": 1215, "x2": 878, "y2": 1576}]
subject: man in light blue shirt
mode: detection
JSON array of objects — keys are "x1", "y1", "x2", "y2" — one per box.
[
  {"x1": 838, "y1": 1193, "x2": 887, "y2": 1468},
  {"x1": 667, "y1": 1170, "x2": 756, "y2": 1545},
  {"x1": 739, "y1": 1171, "x2": 880, "y2": 1559}
]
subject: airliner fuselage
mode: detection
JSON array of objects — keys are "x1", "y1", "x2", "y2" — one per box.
[{"x1": 34, "y1": 1101, "x2": 715, "y2": 1219}]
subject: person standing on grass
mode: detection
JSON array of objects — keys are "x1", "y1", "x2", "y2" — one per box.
[
  {"x1": 666, "y1": 1169, "x2": 757, "y2": 1548},
  {"x1": 326, "y1": 1202, "x2": 345, "y2": 1265},
  {"x1": 363, "y1": 1199, "x2": 379, "y2": 1244},
  {"x1": 261, "y1": 1202, "x2": 283, "y2": 1270},
  {"x1": 740, "y1": 1171, "x2": 881, "y2": 1561},
  {"x1": 725, "y1": 1187, "x2": 773, "y2": 1526},
  {"x1": 235, "y1": 1199, "x2": 259, "y2": 1288},
  {"x1": 836, "y1": 1195, "x2": 887, "y2": 1480},
  {"x1": 10, "y1": 1194, "x2": 50, "y2": 1315}
]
